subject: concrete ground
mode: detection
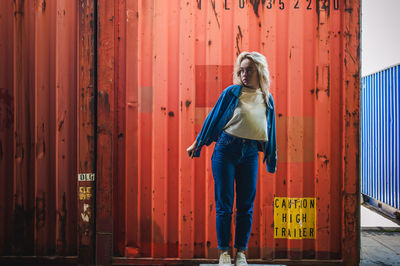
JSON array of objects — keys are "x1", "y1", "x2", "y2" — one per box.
[
  {"x1": 360, "y1": 204, "x2": 400, "y2": 266},
  {"x1": 361, "y1": 230, "x2": 400, "y2": 265}
]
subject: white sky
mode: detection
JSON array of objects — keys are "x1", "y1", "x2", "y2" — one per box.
[{"x1": 361, "y1": 0, "x2": 400, "y2": 76}]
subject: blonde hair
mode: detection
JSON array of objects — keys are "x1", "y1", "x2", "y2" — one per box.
[{"x1": 233, "y1": 51, "x2": 271, "y2": 102}]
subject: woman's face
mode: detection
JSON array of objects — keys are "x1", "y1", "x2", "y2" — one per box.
[{"x1": 240, "y1": 58, "x2": 259, "y2": 89}]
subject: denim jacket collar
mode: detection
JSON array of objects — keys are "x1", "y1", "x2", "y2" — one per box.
[{"x1": 230, "y1": 85, "x2": 274, "y2": 110}]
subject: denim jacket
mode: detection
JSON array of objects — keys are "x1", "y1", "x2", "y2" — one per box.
[{"x1": 194, "y1": 84, "x2": 277, "y2": 173}]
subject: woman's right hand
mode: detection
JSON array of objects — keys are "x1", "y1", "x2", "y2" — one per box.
[{"x1": 186, "y1": 140, "x2": 198, "y2": 158}]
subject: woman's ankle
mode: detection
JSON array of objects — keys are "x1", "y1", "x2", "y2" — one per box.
[{"x1": 219, "y1": 250, "x2": 230, "y2": 255}]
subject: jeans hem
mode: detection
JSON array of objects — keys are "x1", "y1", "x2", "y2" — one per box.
[
  {"x1": 234, "y1": 245, "x2": 247, "y2": 251},
  {"x1": 218, "y1": 246, "x2": 231, "y2": 251}
]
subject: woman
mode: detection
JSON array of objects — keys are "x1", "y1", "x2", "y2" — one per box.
[{"x1": 187, "y1": 51, "x2": 277, "y2": 266}]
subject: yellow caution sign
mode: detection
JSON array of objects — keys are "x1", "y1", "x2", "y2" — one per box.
[{"x1": 274, "y1": 197, "x2": 316, "y2": 239}]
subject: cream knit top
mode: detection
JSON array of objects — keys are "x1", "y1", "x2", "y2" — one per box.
[{"x1": 223, "y1": 86, "x2": 268, "y2": 141}]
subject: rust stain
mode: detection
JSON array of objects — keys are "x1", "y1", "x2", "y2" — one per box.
[
  {"x1": 15, "y1": 142, "x2": 24, "y2": 160},
  {"x1": 194, "y1": 242, "x2": 204, "y2": 248},
  {"x1": 345, "y1": 47, "x2": 357, "y2": 64},
  {"x1": 0, "y1": 88, "x2": 13, "y2": 130},
  {"x1": 98, "y1": 91, "x2": 110, "y2": 112},
  {"x1": 13, "y1": 202, "x2": 27, "y2": 253},
  {"x1": 14, "y1": 0, "x2": 24, "y2": 16},
  {"x1": 326, "y1": 66, "x2": 330, "y2": 97},
  {"x1": 236, "y1": 26, "x2": 243, "y2": 56},
  {"x1": 345, "y1": 7, "x2": 353, "y2": 13},
  {"x1": 35, "y1": 192, "x2": 46, "y2": 230},
  {"x1": 34, "y1": 0, "x2": 47, "y2": 12},
  {"x1": 315, "y1": 66, "x2": 330, "y2": 99},
  {"x1": 0, "y1": 88, "x2": 13, "y2": 106},
  {"x1": 209, "y1": 0, "x2": 220, "y2": 29},
  {"x1": 89, "y1": 94, "x2": 96, "y2": 116},
  {"x1": 317, "y1": 153, "x2": 329, "y2": 167},
  {"x1": 58, "y1": 119, "x2": 64, "y2": 132},
  {"x1": 57, "y1": 192, "x2": 67, "y2": 252},
  {"x1": 316, "y1": 66, "x2": 319, "y2": 98},
  {"x1": 249, "y1": 0, "x2": 261, "y2": 17},
  {"x1": 36, "y1": 123, "x2": 46, "y2": 159},
  {"x1": 58, "y1": 111, "x2": 67, "y2": 131},
  {"x1": 322, "y1": 0, "x2": 330, "y2": 17}
]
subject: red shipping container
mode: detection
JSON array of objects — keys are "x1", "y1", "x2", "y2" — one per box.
[
  {"x1": 0, "y1": 0, "x2": 360, "y2": 265},
  {"x1": 100, "y1": 0, "x2": 360, "y2": 265},
  {"x1": 0, "y1": 0, "x2": 95, "y2": 264}
]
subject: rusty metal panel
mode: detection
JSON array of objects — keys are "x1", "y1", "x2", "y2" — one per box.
[
  {"x1": 95, "y1": 0, "x2": 115, "y2": 265},
  {"x1": 0, "y1": 0, "x2": 91, "y2": 259},
  {"x1": 102, "y1": 0, "x2": 360, "y2": 264},
  {"x1": 0, "y1": 0, "x2": 15, "y2": 256},
  {"x1": 78, "y1": 0, "x2": 96, "y2": 264},
  {"x1": 10, "y1": 0, "x2": 36, "y2": 255}
]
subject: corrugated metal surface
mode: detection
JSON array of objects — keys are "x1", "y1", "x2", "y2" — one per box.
[
  {"x1": 361, "y1": 64, "x2": 400, "y2": 211},
  {"x1": 0, "y1": 0, "x2": 360, "y2": 264},
  {"x1": 100, "y1": 0, "x2": 360, "y2": 264},
  {"x1": 77, "y1": 0, "x2": 96, "y2": 264},
  {"x1": 0, "y1": 0, "x2": 14, "y2": 255},
  {"x1": 0, "y1": 0, "x2": 78, "y2": 255},
  {"x1": 0, "y1": 0, "x2": 95, "y2": 262}
]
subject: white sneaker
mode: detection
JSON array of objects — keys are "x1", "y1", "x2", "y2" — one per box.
[
  {"x1": 219, "y1": 251, "x2": 232, "y2": 266},
  {"x1": 235, "y1": 251, "x2": 248, "y2": 266}
]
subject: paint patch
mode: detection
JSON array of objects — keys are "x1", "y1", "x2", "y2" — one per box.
[
  {"x1": 78, "y1": 173, "x2": 95, "y2": 182},
  {"x1": 139, "y1": 86, "x2": 153, "y2": 114},
  {"x1": 274, "y1": 197, "x2": 316, "y2": 239},
  {"x1": 195, "y1": 65, "x2": 233, "y2": 108},
  {"x1": 79, "y1": 186, "x2": 93, "y2": 200}
]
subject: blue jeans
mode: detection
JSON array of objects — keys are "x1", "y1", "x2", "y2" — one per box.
[{"x1": 211, "y1": 131, "x2": 259, "y2": 251}]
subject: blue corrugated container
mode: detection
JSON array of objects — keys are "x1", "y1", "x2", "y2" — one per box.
[{"x1": 361, "y1": 64, "x2": 400, "y2": 218}]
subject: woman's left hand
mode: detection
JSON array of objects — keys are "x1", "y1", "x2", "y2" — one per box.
[{"x1": 186, "y1": 140, "x2": 198, "y2": 158}]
